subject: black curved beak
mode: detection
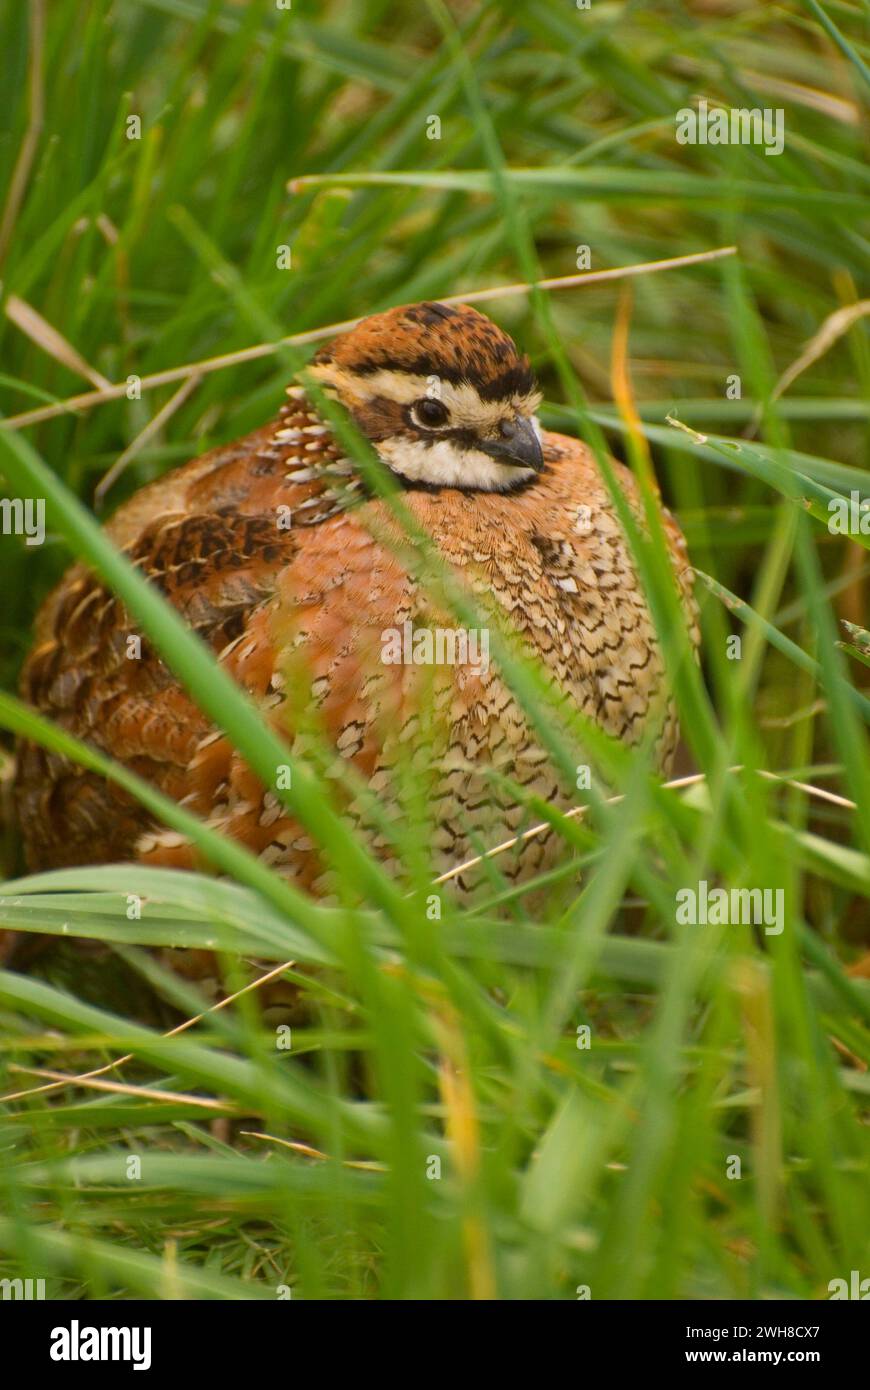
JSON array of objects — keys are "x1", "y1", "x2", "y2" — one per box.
[{"x1": 479, "y1": 416, "x2": 544, "y2": 472}]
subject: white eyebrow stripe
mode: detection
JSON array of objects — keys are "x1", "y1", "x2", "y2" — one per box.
[{"x1": 308, "y1": 363, "x2": 541, "y2": 429}]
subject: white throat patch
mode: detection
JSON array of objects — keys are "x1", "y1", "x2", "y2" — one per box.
[{"x1": 376, "y1": 419, "x2": 543, "y2": 492}]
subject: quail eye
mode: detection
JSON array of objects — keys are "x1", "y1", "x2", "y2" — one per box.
[{"x1": 411, "y1": 397, "x2": 449, "y2": 429}]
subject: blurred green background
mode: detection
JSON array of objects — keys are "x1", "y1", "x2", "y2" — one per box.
[{"x1": 0, "y1": 0, "x2": 867, "y2": 1301}]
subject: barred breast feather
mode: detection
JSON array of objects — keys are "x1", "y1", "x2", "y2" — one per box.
[{"x1": 15, "y1": 387, "x2": 697, "y2": 897}]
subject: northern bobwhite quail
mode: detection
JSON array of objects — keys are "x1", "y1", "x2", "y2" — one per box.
[{"x1": 14, "y1": 302, "x2": 698, "y2": 897}]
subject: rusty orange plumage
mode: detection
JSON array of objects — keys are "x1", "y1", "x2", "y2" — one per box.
[{"x1": 14, "y1": 303, "x2": 698, "y2": 896}]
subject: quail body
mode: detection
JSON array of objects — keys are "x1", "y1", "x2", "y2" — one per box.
[{"x1": 15, "y1": 303, "x2": 698, "y2": 894}]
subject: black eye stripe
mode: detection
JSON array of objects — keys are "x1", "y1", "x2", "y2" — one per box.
[{"x1": 418, "y1": 427, "x2": 484, "y2": 452}]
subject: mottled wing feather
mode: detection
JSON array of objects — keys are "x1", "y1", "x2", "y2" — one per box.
[{"x1": 15, "y1": 413, "x2": 698, "y2": 894}]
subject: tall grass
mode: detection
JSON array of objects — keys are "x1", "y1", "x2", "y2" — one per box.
[{"x1": 0, "y1": 0, "x2": 867, "y2": 1300}]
